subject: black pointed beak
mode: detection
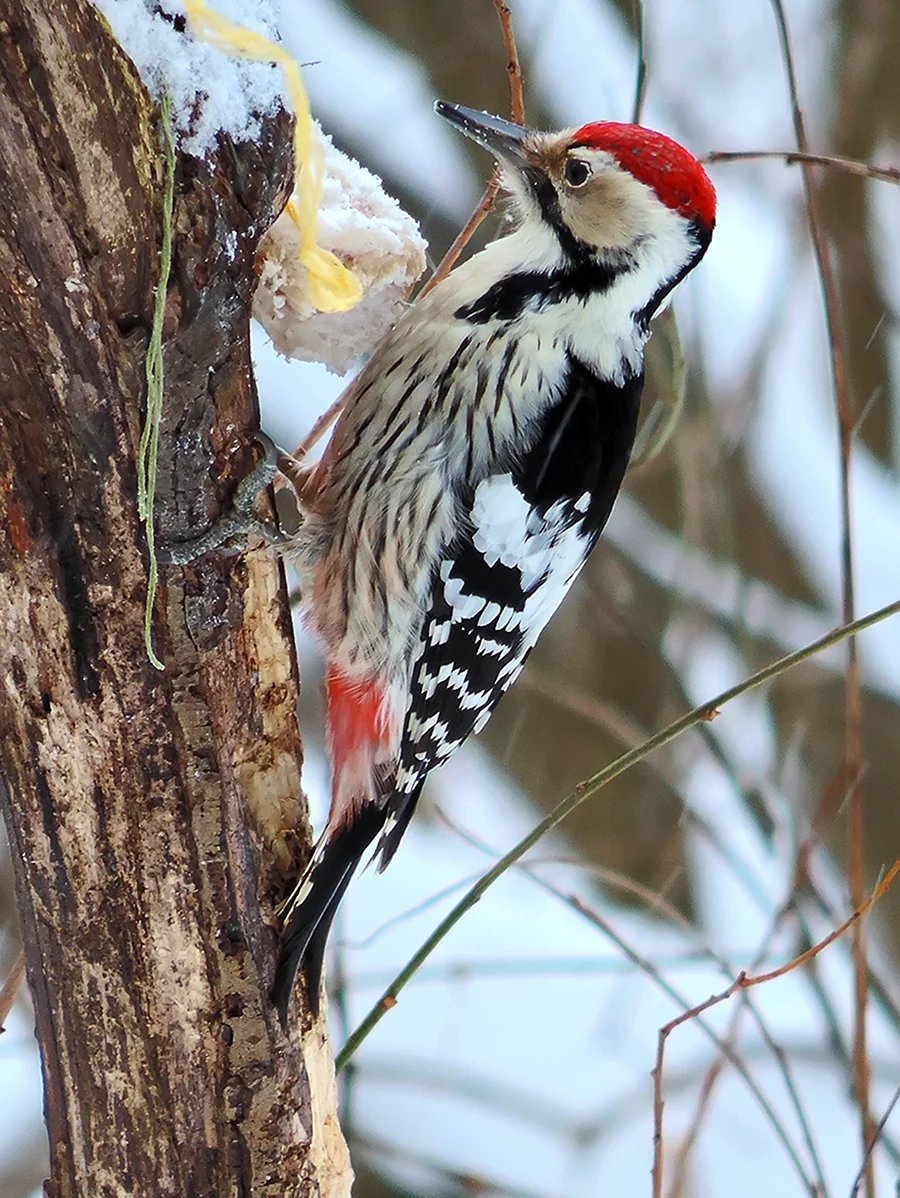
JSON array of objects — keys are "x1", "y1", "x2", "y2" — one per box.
[{"x1": 435, "y1": 101, "x2": 530, "y2": 168}]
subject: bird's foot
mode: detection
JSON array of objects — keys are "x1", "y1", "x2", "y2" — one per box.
[{"x1": 159, "y1": 432, "x2": 297, "y2": 565}]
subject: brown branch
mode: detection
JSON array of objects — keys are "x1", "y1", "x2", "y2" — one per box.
[
  {"x1": 295, "y1": 391, "x2": 350, "y2": 458},
  {"x1": 850, "y1": 1085, "x2": 900, "y2": 1197},
  {"x1": 742, "y1": 858, "x2": 900, "y2": 985},
  {"x1": 294, "y1": 0, "x2": 526, "y2": 474},
  {"x1": 419, "y1": 0, "x2": 525, "y2": 297},
  {"x1": 0, "y1": 951, "x2": 25, "y2": 1030},
  {"x1": 561, "y1": 894, "x2": 821, "y2": 1197},
  {"x1": 630, "y1": 0, "x2": 648, "y2": 125},
  {"x1": 419, "y1": 176, "x2": 503, "y2": 297},
  {"x1": 581, "y1": 910, "x2": 815, "y2": 1197},
  {"x1": 668, "y1": 793, "x2": 855, "y2": 1195},
  {"x1": 705, "y1": 148, "x2": 900, "y2": 185},
  {"x1": 495, "y1": 0, "x2": 525, "y2": 125},
  {"x1": 668, "y1": 873, "x2": 830, "y2": 1198},
  {"x1": 548, "y1": 881, "x2": 826, "y2": 1194},
  {"x1": 767, "y1": 5, "x2": 873, "y2": 1193},
  {"x1": 435, "y1": 801, "x2": 828, "y2": 1196},
  {"x1": 652, "y1": 856, "x2": 900, "y2": 1197}
]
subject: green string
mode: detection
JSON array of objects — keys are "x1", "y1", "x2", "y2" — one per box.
[{"x1": 137, "y1": 91, "x2": 175, "y2": 671}]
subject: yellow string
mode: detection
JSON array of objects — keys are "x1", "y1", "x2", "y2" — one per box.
[{"x1": 183, "y1": 0, "x2": 363, "y2": 313}]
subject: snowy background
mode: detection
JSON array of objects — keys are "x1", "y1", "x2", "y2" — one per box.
[{"x1": 3, "y1": 0, "x2": 900, "y2": 1195}]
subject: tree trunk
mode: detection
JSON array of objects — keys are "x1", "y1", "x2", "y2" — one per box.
[{"x1": 0, "y1": 1, "x2": 351, "y2": 1193}]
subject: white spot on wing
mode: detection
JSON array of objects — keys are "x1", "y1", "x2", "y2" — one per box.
[
  {"x1": 471, "y1": 475, "x2": 538, "y2": 584},
  {"x1": 443, "y1": 573, "x2": 487, "y2": 620},
  {"x1": 473, "y1": 708, "x2": 493, "y2": 734},
  {"x1": 477, "y1": 601, "x2": 502, "y2": 627},
  {"x1": 419, "y1": 667, "x2": 438, "y2": 699},
  {"x1": 495, "y1": 606, "x2": 516, "y2": 631},
  {"x1": 435, "y1": 738, "x2": 461, "y2": 758},
  {"x1": 471, "y1": 474, "x2": 588, "y2": 593},
  {"x1": 396, "y1": 766, "x2": 419, "y2": 793},
  {"x1": 498, "y1": 656, "x2": 523, "y2": 679},
  {"x1": 445, "y1": 666, "x2": 472, "y2": 694},
  {"x1": 429, "y1": 621, "x2": 451, "y2": 646},
  {"x1": 477, "y1": 638, "x2": 508, "y2": 657},
  {"x1": 468, "y1": 473, "x2": 591, "y2": 645}
]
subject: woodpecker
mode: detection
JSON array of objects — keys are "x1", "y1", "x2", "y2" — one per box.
[{"x1": 273, "y1": 101, "x2": 715, "y2": 1024}]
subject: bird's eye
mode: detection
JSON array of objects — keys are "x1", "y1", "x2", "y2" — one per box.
[{"x1": 564, "y1": 159, "x2": 591, "y2": 187}]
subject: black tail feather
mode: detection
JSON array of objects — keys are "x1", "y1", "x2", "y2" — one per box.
[
  {"x1": 375, "y1": 778, "x2": 427, "y2": 872},
  {"x1": 273, "y1": 804, "x2": 386, "y2": 1027},
  {"x1": 299, "y1": 877, "x2": 355, "y2": 1018}
]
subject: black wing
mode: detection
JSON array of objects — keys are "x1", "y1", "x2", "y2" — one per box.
[{"x1": 374, "y1": 358, "x2": 643, "y2": 866}]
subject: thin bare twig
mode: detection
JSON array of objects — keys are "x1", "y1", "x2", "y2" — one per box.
[
  {"x1": 0, "y1": 951, "x2": 25, "y2": 1030},
  {"x1": 786, "y1": 865, "x2": 900, "y2": 1167},
  {"x1": 767, "y1": 5, "x2": 872, "y2": 1192},
  {"x1": 429, "y1": 811, "x2": 817, "y2": 1183},
  {"x1": 652, "y1": 857, "x2": 900, "y2": 1198},
  {"x1": 746, "y1": 858, "x2": 899, "y2": 986},
  {"x1": 496, "y1": 0, "x2": 525, "y2": 125},
  {"x1": 548, "y1": 876, "x2": 828, "y2": 1196},
  {"x1": 704, "y1": 148, "x2": 900, "y2": 186},
  {"x1": 669, "y1": 778, "x2": 861, "y2": 1196},
  {"x1": 850, "y1": 1084, "x2": 900, "y2": 1197},
  {"x1": 668, "y1": 866, "x2": 833, "y2": 1198},
  {"x1": 575, "y1": 900, "x2": 818, "y2": 1198},
  {"x1": 419, "y1": 0, "x2": 525, "y2": 296},
  {"x1": 630, "y1": 0, "x2": 648, "y2": 124},
  {"x1": 418, "y1": 176, "x2": 502, "y2": 297},
  {"x1": 293, "y1": 391, "x2": 349, "y2": 459}
]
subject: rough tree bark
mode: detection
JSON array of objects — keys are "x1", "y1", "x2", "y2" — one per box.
[{"x1": 0, "y1": 1, "x2": 351, "y2": 1194}]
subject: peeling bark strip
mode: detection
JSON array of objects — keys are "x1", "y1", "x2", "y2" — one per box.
[{"x1": 0, "y1": 2, "x2": 352, "y2": 1194}]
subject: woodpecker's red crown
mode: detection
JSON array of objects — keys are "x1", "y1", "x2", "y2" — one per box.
[{"x1": 571, "y1": 122, "x2": 716, "y2": 230}]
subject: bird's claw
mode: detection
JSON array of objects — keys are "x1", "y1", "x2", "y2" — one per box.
[{"x1": 157, "y1": 432, "x2": 294, "y2": 566}]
